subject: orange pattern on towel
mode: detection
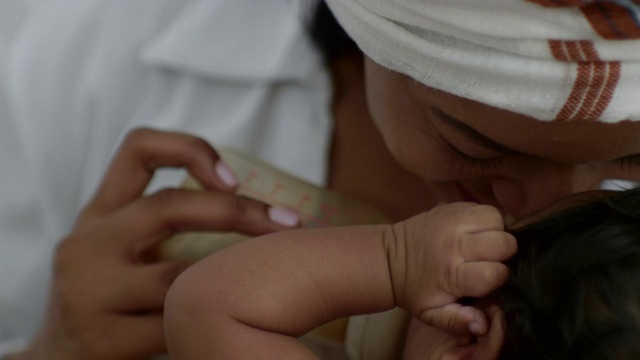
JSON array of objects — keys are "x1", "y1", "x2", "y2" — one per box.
[
  {"x1": 526, "y1": 1, "x2": 631, "y2": 121},
  {"x1": 581, "y1": 2, "x2": 640, "y2": 39},
  {"x1": 549, "y1": 40, "x2": 621, "y2": 122}
]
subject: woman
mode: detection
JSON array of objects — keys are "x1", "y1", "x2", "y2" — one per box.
[
  {"x1": 3, "y1": 0, "x2": 640, "y2": 358},
  {"x1": 324, "y1": 1, "x2": 640, "y2": 357}
]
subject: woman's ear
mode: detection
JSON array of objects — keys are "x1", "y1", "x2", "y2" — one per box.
[{"x1": 441, "y1": 306, "x2": 505, "y2": 360}]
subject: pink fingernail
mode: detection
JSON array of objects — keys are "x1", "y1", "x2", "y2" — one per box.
[
  {"x1": 215, "y1": 161, "x2": 237, "y2": 187},
  {"x1": 469, "y1": 322, "x2": 485, "y2": 335},
  {"x1": 268, "y1": 207, "x2": 300, "y2": 227}
]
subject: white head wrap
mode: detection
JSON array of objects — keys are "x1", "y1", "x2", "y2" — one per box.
[{"x1": 325, "y1": 0, "x2": 640, "y2": 123}]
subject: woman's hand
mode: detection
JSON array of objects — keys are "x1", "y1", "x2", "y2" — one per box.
[
  {"x1": 387, "y1": 202, "x2": 517, "y2": 336},
  {"x1": 13, "y1": 128, "x2": 297, "y2": 360}
]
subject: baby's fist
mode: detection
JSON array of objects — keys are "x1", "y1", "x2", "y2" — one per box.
[{"x1": 385, "y1": 203, "x2": 517, "y2": 335}]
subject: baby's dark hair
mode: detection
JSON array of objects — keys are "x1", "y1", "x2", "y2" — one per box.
[{"x1": 496, "y1": 188, "x2": 640, "y2": 359}]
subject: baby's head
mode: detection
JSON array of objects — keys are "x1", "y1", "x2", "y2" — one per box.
[
  {"x1": 496, "y1": 188, "x2": 640, "y2": 359},
  {"x1": 407, "y1": 188, "x2": 640, "y2": 359}
]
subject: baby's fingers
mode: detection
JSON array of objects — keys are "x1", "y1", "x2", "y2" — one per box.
[
  {"x1": 418, "y1": 303, "x2": 488, "y2": 336},
  {"x1": 461, "y1": 231, "x2": 517, "y2": 261},
  {"x1": 455, "y1": 262, "x2": 510, "y2": 297}
]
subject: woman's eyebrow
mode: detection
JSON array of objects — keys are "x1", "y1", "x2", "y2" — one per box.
[{"x1": 431, "y1": 107, "x2": 524, "y2": 156}]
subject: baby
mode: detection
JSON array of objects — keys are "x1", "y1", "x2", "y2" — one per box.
[
  {"x1": 165, "y1": 188, "x2": 640, "y2": 359},
  {"x1": 164, "y1": 201, "x2": 514, "y2": 359}
]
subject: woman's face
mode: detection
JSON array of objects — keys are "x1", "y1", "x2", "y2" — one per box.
[{"x1": 364, "y1": 57, "x2": 640, "y2": 220}]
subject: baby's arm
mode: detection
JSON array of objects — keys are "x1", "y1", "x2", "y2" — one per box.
[
  {"x1": 165, "y1": 224, "x2": 394, "y2": 359},
  {"x1": 165, "y1": 203, "x2": 516, "y2": 359}
]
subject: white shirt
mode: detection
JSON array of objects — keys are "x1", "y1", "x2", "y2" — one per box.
[{"x1": 0, "y1": 0, "x2": 332, "y2": 353}]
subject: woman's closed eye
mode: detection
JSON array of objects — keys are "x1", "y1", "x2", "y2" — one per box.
[{"x1": 441, "y1": 138, "x2": 503, "y2": 176}]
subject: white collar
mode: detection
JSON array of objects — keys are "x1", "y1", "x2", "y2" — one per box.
[{"x1": 140, "y1": 0, "x2": 323, "y2": 83}]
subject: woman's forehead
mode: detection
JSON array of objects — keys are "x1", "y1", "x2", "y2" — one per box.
[{"x1": 415, "y1": 82, "x2": 640, "y2": 164}]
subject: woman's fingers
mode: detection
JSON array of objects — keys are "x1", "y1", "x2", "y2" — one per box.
[
  {"x1": 88, "y1": 128, "x2": 235, "y2": 213},
  {"x1": 35, "y1": 128, "x2": 299, "y2": 359},
  {"x1": 93, "y1": 189, "x2": 298, "y2": 257},
  {"x1": 101, "y1": 315, "x2": 167, "y2": 359},
  {"x1": 102, "y1": 261, "x2": 191, "y2": 311}
]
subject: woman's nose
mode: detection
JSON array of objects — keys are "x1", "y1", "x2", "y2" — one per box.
[{"x1": 490, "y1": 164, "x2": 598, "y2": 220}]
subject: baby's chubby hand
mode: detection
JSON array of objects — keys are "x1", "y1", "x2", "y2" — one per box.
[{"x1": 384, "y1": 203, "x2": 517, "y2": 336}]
